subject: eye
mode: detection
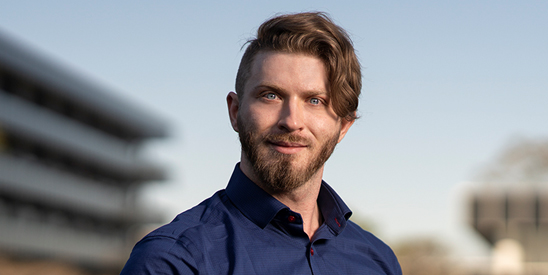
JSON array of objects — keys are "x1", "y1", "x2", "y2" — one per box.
[
  {"x1": 309, "y1": 98, "x2": 321, "y2": 105},
  {"x1": 263, "y1": 93, "x2": 278, "y2": 100}
]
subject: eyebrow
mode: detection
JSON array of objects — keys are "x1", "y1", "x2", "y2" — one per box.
[{"x1": 253, "y1": 83, "x2": 329, "y2": 98}]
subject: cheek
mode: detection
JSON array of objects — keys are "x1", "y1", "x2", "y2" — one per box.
[
  {"x1": 309, "y1": 119, "x2": 342, "y2": 140},
  {"x1": 247, "y1": 106, "x2": 279, "y2": 130},
  {"x1": 303, "y1": 106, "x2": 340, "y2": 131}
]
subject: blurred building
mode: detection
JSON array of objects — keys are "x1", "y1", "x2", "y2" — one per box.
[
  {"x1": 469, "y1": 186, "x2": 548, "y2": 275},
  {"x1": 0, "y1": 32, "x2": 168, "y2": 273}
]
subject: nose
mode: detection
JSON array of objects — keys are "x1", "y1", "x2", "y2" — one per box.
[{"x1": 277, "y1": 99, "x2": 305, "y2": 132}]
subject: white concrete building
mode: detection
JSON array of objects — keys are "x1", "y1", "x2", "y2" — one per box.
[{"x1": 0, "y1": 32, "x2": 168, "y2": 272}]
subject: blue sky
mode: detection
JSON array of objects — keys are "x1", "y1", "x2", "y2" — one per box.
[{"x1": 1, "y1": 1, "x2": 547, "y2": 258}]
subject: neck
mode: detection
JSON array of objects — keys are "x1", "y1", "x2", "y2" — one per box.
[{"x1": 239, "y1": 159, "x2": 325, "y2": 239}]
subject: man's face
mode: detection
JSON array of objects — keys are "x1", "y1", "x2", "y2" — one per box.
[{"x1": 228, "y1": 51, "x2": 353, "y2": 193}]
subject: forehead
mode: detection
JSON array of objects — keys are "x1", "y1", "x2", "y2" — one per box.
[{"x1": 245, "y1": 51, "x2": 329, "y2": 94}]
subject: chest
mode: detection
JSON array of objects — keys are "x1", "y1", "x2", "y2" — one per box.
[{"x1": 196, "y1": 224, "x2": 392, "y2": 275}]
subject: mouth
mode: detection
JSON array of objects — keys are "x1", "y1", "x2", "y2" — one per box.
[{"x1": 268, "y1": 140, "x2": 308, "y2": 154}]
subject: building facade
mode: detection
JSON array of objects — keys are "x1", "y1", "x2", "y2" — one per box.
[
  {"x1": 0, "y1": 32, "x2": 167, "y2": 273},
  {"x1": 469, "y1": 186, "x2": 548, "y2": 275}
]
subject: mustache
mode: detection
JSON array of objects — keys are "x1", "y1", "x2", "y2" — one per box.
[{"x1": 263, "y1": 133, "x2": 311, "y2": 146}]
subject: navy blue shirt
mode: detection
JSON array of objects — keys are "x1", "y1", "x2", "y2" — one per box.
[{"x1": 121, "y1": 165, "x2": 401, "y2": 274}]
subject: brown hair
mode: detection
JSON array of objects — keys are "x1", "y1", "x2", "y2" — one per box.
[{"x1": 235, "y1": 12, "x2": 361, "y2": 121}]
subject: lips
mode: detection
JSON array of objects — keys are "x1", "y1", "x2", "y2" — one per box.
[
  {"x1": 270, "y1": 141, "x2": 307, "y2": 147},
  {"x1": 267, "y1": 137, "x2": 309, "y2": 154}
]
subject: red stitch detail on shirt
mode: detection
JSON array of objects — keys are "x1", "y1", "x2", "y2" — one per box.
[{"x1": 335, "y1": 218, "x2": 341, "y2": 227}]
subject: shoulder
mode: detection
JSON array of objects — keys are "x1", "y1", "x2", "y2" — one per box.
[
  {"x1": 341, "y1": 220, "x2": 402, "y2": 274},
  {"x1": 121, "y1": 190, "x2": 232, "y2": 274},
  {"x1": 343, "y1": 220, "x2": 390, "y2": 248},
  {"x1": 150, "y1": 189, "x2": 235, "y2": 238}
]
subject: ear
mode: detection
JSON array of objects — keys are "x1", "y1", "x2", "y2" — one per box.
[
  {"x1": 227, "y1": 92, "x2": 240, "y2": 132},
  {"x1": 337, "y1": 114, "x2": 355, "y2": 143}
]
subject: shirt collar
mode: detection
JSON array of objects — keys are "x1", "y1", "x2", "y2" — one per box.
[
  {"x1": 225, "y1": 164, "x2": 288, "y2": 229},
  {"x1": 317, "y1": 180, "x2": 353, "y2": 235},
  {"x1": 225, "y1": 164, "x2": 353, "y2": 233}
]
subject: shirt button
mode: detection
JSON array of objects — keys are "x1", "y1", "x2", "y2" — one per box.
[
  {"x1": 310, "y1": 248, "x2": 314, "y2": 256},
  {"x1": 287, "y1": 215, "x2": 296, "y2": 223}
]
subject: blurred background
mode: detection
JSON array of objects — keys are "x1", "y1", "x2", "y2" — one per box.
[{"x1": 0, "y1": 1, "x2": 547, "y2": 274}]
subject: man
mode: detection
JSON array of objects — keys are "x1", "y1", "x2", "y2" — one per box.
[{"x1": 121, "y1": 12, "x2": 401, "y2": 274}]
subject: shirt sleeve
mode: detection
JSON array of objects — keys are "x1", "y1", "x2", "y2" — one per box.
[{"x1": 120, "y1": 236, "x2": 200, "y2": 275}]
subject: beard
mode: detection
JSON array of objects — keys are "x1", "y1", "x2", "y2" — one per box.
[{"x1": 237, "y1": 115, "x2": 340, "y2": 193}]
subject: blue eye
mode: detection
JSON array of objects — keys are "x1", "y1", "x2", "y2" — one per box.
[
  {"x1": 310, "y1": 98, "x2": 320, "y2": 105},
  {"x1": 264, "y1": 93, "x2": 277, "y2": 100}
]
